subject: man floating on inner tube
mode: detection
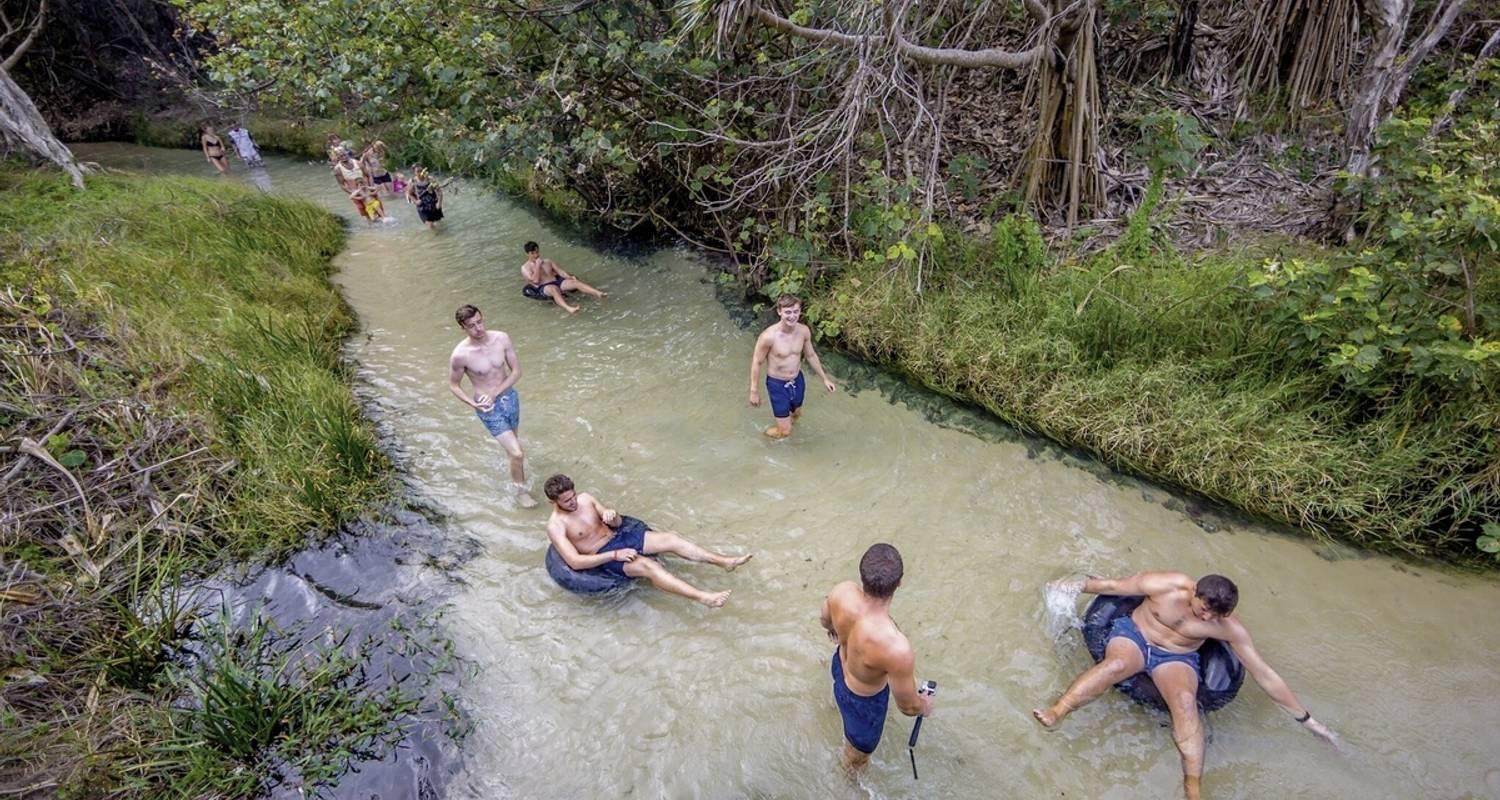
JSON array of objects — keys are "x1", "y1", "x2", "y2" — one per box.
[
  {"x1": 1031, "y1": 572, "x2": 1340, "y2": 800},
  {"x1": 542, "y1": 474, "x2": 753, "y2": 606}
]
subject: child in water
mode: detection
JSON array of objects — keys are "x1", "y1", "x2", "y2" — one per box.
[
  {"x1": 349, "y1": 187, "x2": 390, "y2": 224},
  {"x1": 391, "y1": 171, "x2": 408, "y2": 197}
]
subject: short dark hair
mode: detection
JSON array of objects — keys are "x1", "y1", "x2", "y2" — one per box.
[
  {"x1": 775, "y1": 294, "x2": 801, "y2": 311},
  {"x1": 859, "y1": 543, "x2": 903, "y2": 599},
  {"x1": 524, "y1": 241, "x2": 539, "y2": 254},
  {"x1": 455, "y1": 304, "x2": 481, "y2": 326},
  {"x1": 543, "y1": 474, "x2": 574, "y2": 501},
  {"x1": 1195, "y1": 574, "x2": 1239, "y2": 615}
]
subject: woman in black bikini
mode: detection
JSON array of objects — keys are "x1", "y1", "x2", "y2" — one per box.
[
  {"x1": 406, "y1": 168, "x2": 444, "y2": 230},
  {"x1": 200, "y1": 126, "x2": 229, "y2": 174}
]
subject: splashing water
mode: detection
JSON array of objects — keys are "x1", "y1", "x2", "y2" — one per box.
[{"x1": 1041, "y1": 577, "x2": 1085, "y2": 643}]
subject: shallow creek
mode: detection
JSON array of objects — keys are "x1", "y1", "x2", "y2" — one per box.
[{"x1": 76, "y1": 143, "x2": 1500, "y2": 799}]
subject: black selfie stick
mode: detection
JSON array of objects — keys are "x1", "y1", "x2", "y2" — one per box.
[{"x1": 908, "y1": 680, "x2": 936, "y2": 779}]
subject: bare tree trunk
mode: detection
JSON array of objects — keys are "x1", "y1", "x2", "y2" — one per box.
[
  {"x1": 0, "y1": 68, "x2": 84, "y2": 188},
  {"x1": 1429, "y1": 25, "x2": 1500, "y2": 138},
  {"x1": 1333, "y1": 0, "x2": 1466, "y2": 234},
  {"x1": 1342, "y1": 0, "x2": 1411, "y2": 183}
]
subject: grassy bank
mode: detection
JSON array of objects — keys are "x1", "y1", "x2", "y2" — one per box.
[
  {"x1": 816, "y1": 220, "x2": 1498, "y2": 563},
  {"x1": 0, "y1": 165, "x2": 411, "y2": 795}
]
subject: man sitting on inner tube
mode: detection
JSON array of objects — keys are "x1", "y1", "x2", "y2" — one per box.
[
  {"x1": 542, "y1": 474, "x2": 753, "y2": 607},
  {"x1": 1031, "y1": 572, "x2": 1340, "y2": 800}
]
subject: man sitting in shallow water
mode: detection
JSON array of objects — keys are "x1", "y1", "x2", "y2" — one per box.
[
  {"x1": 521, "y1": 241, "x2": 606, "y2": 314},
  {"x1": 1033, "y1": 571, "x2": 1339, "y2": 800},
  {"x1": 542, "y1": 474, "x2": 751, "y2": 607}
]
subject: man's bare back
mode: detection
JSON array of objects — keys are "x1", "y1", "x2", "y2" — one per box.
[{"x1": 825, "y1": 580, "x2": 913, "y2": 695}]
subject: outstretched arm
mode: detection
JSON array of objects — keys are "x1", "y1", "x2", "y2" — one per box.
[
  {"x1": 801, "y1": 327, "x2": 836, "y2": 392},
  {"x1": 1075, "y1": 571, "x2": 1192, "y2": 597},
  {"x1": 548, "y1": 519, "x2": 627, "y2": 571},
  {"x1": 748, "y1": 333, "x2": 769, "y2": 406},
  {"x1": 1224, "y1": 621, "x2": 1340, "y2": 745}
]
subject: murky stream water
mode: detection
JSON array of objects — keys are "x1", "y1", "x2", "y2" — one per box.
[{"x1": 76, "y1": 143, "x2": 1500, "y2": 799}]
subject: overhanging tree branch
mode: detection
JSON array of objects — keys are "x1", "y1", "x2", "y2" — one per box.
[
  {"x1": 0, "y1": 0, "x2": 48, "y2": 72},
  {"x1": 750, "y1": 4, "x2": 1045, "y2": 69}
]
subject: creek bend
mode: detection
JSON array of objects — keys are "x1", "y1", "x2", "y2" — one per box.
[{"x1": 76, "y1": 143, "x2": 1500, "y2": 800}]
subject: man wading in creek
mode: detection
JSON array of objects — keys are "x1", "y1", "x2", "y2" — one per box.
[
  {"x1": 1032, "y1": 572, "x2": 1340, "y2": 800},
  {"x1": 520, "y1": 241, "x2": 606, "y2": 314},
  {"x1": 748, "y1": 294, "x2": 837, "y2": 439},
  {"x1": 448, "y1": 304, "x2": 536, "y2": 508},
  {"x1": 542, "y1": 474, "x2": 751, "y2": 606},
  {"x1": 821, "y1": 543, "x2": 934, "y2": 771}
]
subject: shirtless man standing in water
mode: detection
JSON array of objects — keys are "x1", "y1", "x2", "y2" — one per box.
[
  {"x1": 520, "y1": 241, "x2": 606, "y2": 314},
  {"x1": 1033, "y1": 572, "x2": 1339, "y2": 799},
  {"x1": 448, "y1": 304, "x2": 536, "y2": 507},
  {"x1": 748, "y1": 294, "x2": 836, "y2": 439},
  {"x1": 821, "y1": 543, "x2": 934, "y2": 770},
  {"x1": 542, "y1": 474, "x2": 751, "y2": 606}
]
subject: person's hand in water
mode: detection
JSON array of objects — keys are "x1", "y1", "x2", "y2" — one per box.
[
  {"x1": 1301, "y1": 716, "x2": 1343, "y2": 751},
  {"x1": 612, "y1": 548, "x2": 638, "y2": 563},
  {"x1": 474, "y1": 393, "x2": 495, "y2": 413}
]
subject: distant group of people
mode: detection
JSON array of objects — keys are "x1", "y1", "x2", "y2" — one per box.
[
  {"x1": 325, "y1": 134, "x2": 443, "y2": 228},
  {"x1": 193, "y1": 130, "x2": 1340, "y2": 796}
]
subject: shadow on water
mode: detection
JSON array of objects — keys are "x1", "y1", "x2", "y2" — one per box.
[{"x1": 198, "y1": 504, "x2": 478, "y2": 798}]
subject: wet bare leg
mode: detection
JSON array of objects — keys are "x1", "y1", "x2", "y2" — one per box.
[
  {"x1": 495, "y1": 429, "x2": 536, "y2": 508},
  {"x1": 624, "y1": 557, "x2": 730, "y2": 607},
  {"x1": 543, "y1": 284, "x2": 580, "y2": 314},
  {"x1": 1032, "y1": 635, "x2": 1145, "y2": 726},
  {"x1": 764, "y1": 416, "x2": 793, "y2": 439},
  {"x1": 1152, "y1": 661, "x2": 1205, "y2": 800},
  {"x1": 560, "y1": 277, "x2": 607, "y2": 298},
  {"x1": 641, "y1": 531, "x2": 753, "y2": 571},
  {"x1": 791, "y1": 406, "x2": 802, "y2": 421},
  {"x1": 841, "y1": 740, "x2": 871, "y2": 772}
]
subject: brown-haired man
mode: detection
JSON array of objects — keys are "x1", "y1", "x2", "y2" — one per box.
[
  {"x1": 1033, "y1": 572, "x2": 1340, "y2": 799},
  {"x1": 448, "y1": 304, "x2": 536, "y2": 507},
  {"x1": 521, "y1": 241, "x2": 606, "y2": 314},
  {"x1": 748, "y1": 294, "x2": 836, "y2": 439},
  {"x1": 820, "y1": 543, "x2": 934, "y2": 770},
  {"x1": 542, "y1": 474, "x2": 751, "y2": 607}
]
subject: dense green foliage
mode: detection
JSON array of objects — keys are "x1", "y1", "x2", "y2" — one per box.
[{"x1": 0, "y1": 167, "x2": 418, "y2": 795}]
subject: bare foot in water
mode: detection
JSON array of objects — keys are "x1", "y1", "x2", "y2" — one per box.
[
  {"x1": 517, "y1": 491, "x2": 538, "y2": 509},
  {"x1": 763, "y1": 425, "x2": 790, "y2": 440},
  {"x1": 1031, "y1": 707, "x2": 1062, "y2": 727},
  {"x1": 723, "y1": 553, "x2": 754, "y2": 572},
  {"x1": 699, "y1": 589, "x2": 731, "y2": 608},
  {"x1": 565, "y1": 306, "x2": 580, "y2": 315}
]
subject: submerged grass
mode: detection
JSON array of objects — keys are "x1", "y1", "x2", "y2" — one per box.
[
  {"x1": 0, "y1": 165, "x2": 413, "y2": 796},
  {"x1": 818, "y1": 221, "x2": 1498, "y2": 562}
]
